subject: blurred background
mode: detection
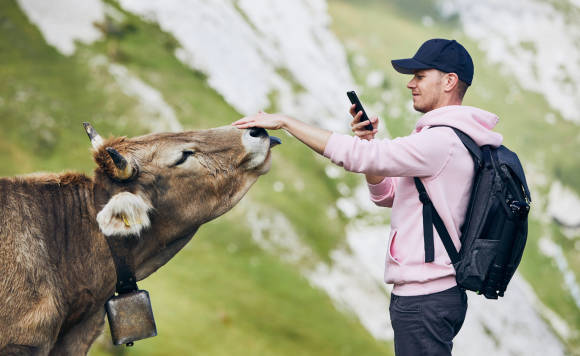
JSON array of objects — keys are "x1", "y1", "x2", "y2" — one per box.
[{"x1": 1, "y1": 0, "x2": 579, "y2": 355}]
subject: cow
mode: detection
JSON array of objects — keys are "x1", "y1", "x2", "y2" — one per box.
[{"x1": 0, "y1": 123, "x2": 280, "y2": 355}]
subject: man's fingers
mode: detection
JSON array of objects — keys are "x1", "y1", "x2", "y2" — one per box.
[
  {"x1": 232, "y1": 118, "x2": 256, "y2": 128},
  {"x1": 355, "y1": 132, "x2": 373, "y2": 140},
  {"x1": 350, "y1": 117, "x2": 361, "y2": 128},
  {"x1": 350, "y1": 111, "x2": 363, "y2": 127},
  {"x1": 350, "y1": 111, "x2": 363, "y2": 126},
  {"x1": 234, "y1": 122, "x2": 255, "y2": 129},
  {"x1": 353, "y1": 128, "x2": 371, "y2": 137},
  {"x1": 354, "y1": 120, "x2": 372, "y2": 130},
  {"x1": 349, "y1": 104, "x2": 357, "y2": 117},
  {"x1": 233, "y1": 123, "x2": 255, "y2": 128},
  {"x1": 232, "y1": 117, "x2": 252, "y2": 125},
  {"x1": 353, "y1": 125, "x2": 378, "y2": 141}
]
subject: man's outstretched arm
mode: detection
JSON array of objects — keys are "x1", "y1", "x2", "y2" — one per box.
[
  {"x1": 232, "y1": 112, "x2": 332, "y2": 155},
  {"x1": 233, "y1": 111, "x2": 386, "y2": 184}
]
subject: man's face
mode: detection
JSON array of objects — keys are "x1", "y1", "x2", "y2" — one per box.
[{"x1": 406, "y1": 69, "x2": 446, "y2": 113}]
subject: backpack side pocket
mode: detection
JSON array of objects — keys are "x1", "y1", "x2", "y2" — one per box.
[{"x1": 455, "y1": 238, "x2": 499, "y2": 292}]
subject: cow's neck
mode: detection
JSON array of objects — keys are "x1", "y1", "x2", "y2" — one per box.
[
  {"x1": 133, "y1": 225, "x2": 199, "y2": 281},
  {"x1": 90, "y1": 182, "x2": 200, "y2": 283},
  {"x1": 33, "y1": 177, "x2": 112, "y2": 288},
  {"x1": 19, "y1": 176, "x2": 118, "y2": 329}
]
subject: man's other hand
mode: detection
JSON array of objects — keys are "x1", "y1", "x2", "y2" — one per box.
[{"x1": 349, "y1": 104, "x2": 379, "y2": 140}]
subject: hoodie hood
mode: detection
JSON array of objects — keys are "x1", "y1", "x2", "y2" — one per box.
[{"x1": 415, "y1": 105, "x2": 503, "y2": 147}]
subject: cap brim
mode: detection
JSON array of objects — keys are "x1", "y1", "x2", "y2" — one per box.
[{"x1": 391, "y1": 58, "x2": 432, "y2": 74}]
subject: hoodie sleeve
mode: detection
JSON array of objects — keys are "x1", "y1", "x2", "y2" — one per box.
[
  {"x1": 323, "y1": 127, "x2": 456, "y2": 178},
  {"x1": 367, "y1": 177, "x2": 396, "y2": 207}
]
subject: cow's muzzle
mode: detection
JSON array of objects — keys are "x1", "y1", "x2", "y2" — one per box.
[
  {"x1": 249, "y1": 127, "x2": 267, "y2": 138},
  {"x1": 269, "y1": 136, "x2": 281, "y2": 148},
  {"x1": 249, "y1": 127, "x2": 281, "y2": 148}
]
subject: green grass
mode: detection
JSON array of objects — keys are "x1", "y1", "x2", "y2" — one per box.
[
  {"x1": 0, "y1": 0, "x2": 154, "y2": 175},
  {"x1": 248, "y1": 139, "x2": 354, "y2": 261},
  {"x1": 4, "y1": 0, "x2": 580, "y2": 353},
  {"x1": 519, "y1": 220, "x2": 580, "y2": 339},
  {"x1": 1, "y1": 1, "x2": 393, "y2": 354},
  {"x1": 92, "y1": 213, "x2": 391, "y2": 356}
]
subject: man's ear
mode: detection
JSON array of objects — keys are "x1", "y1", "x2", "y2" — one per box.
[
  {"x1": 97, "y1": 192, "x2": 153, "y2": 236},
  {"x1": 444, "y1": 72, "x2": 459, "y2": 92}
]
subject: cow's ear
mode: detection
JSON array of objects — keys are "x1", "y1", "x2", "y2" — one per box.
[{"x1": 97, "y1": 192, "x2": 153, "y2": 237}]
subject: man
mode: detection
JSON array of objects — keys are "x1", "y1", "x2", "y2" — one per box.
[{"x1": 233, "y1": 38, "x2": 503, "y2": 356}]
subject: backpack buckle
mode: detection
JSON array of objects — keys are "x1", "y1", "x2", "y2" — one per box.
[{"x1": 509, "y1": 200, "x2": 530, "y2": 220}]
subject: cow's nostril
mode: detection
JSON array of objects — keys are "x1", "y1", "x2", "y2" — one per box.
[{"x1": 249, "y1": 127, "x2": 267, "y2": 138}]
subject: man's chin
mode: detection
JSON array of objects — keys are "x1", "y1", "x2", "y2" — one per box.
[{"x1": 413, "y1": 103, "x2": 428, "y2": 114}]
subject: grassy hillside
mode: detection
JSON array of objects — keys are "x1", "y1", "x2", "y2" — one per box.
[
  {"x1": 95, "y1": 213, "x2": 390, "y2": 356},
  {"x1": 2, "y1": 0, "x2": 579, "y2": 354},
  {"x1": 0, "y1": 0, "x2": 391, "y2": 355}
]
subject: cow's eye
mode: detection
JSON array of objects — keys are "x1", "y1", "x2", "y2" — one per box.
[{"x1": 173, "y1": 150, "x2": 195, "y2": 166}]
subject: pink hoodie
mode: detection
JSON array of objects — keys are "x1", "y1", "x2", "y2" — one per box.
[{"x1": 323, "y1": 105, "x2": 503, "y2": 296}]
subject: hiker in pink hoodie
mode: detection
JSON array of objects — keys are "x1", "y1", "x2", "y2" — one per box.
[{"x1": 233, "y1": 39, "x2": 502, "y2": 356}]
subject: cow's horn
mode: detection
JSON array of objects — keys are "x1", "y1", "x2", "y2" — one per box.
[
  {"x1": 83, "y1": 122, "x2": 104, "y2": 150},
  {"x1": 105, "y1": 147, "x2": 135, "y2": 180}
]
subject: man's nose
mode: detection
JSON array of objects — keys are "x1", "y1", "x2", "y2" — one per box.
[{"x1": 407, "y1": 79, "x2": 415, "y2": 89}]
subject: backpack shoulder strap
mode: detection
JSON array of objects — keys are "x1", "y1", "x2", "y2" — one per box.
[
  {"x1": 414, "y1": 177, "x2": 460, "y2": 264},
  {"x1": 431, "y1": 125, "x2": 483, "y2": 171},
  {"x1": 415, "y1": 125, "x2": 484, "y2": 265}
]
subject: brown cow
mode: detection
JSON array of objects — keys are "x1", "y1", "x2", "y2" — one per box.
[{"x1": 0, "y1": 124, "x2": 280, "y2": 355}]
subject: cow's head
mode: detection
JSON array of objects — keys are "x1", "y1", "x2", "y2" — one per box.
[{"x1": 84, "y1": 123, "x2": 279, "y2": 275}]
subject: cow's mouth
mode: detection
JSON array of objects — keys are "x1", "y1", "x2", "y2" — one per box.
[
  {"x1": 252, "y1": 135, "x2": 280, "y2": 174},
  {"x1": 261, "y1": 133, "x2": 281, "y2": 171},
  {"x1": 242, "y1": 127, "x2": 281, "y2": 173},
  {"x1": 255, "y1": 148, "x2": 273, "y2": 175}
]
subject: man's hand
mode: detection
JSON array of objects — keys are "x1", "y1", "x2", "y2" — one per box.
[
  {"x1": 232, "y1": 112, "x2": 331, "y2": 155},
  {"x1": 348, "y1": 104, "x2": 384, "y2": 185},
  {"x1": 232, "y1": 111, "x2": 287, "y2": 130},
  {"x1": 349, "y1": 104, "x2": 378, "y2": 140}
]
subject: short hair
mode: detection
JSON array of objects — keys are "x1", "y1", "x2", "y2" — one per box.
[
  {"x1": 456, "y1": 80, "x2": 469, "y2": 100},
  {"x1": 437, "y1": 70, "x2": 469, "y2": 100}
]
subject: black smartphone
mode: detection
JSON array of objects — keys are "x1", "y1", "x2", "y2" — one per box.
[{"x1": 347, "y1": 91, "x2": 373, "y2": 131}]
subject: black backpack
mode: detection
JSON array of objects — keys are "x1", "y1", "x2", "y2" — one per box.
[{"x1": 414, "y1": 127, "x2": 531, "y2": 299}]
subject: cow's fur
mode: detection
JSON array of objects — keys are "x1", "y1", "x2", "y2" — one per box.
[{"x1": 0, "y1": 126, "x2": 274, "y2": 355}]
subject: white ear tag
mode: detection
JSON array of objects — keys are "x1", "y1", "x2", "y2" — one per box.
[{"x1": 97, "y1": 192, "x2": 153, "y2": 236}]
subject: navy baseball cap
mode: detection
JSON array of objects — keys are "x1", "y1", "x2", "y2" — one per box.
[{"x1": 391, "y1": 39, "x2": 474, "y2": 85}]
